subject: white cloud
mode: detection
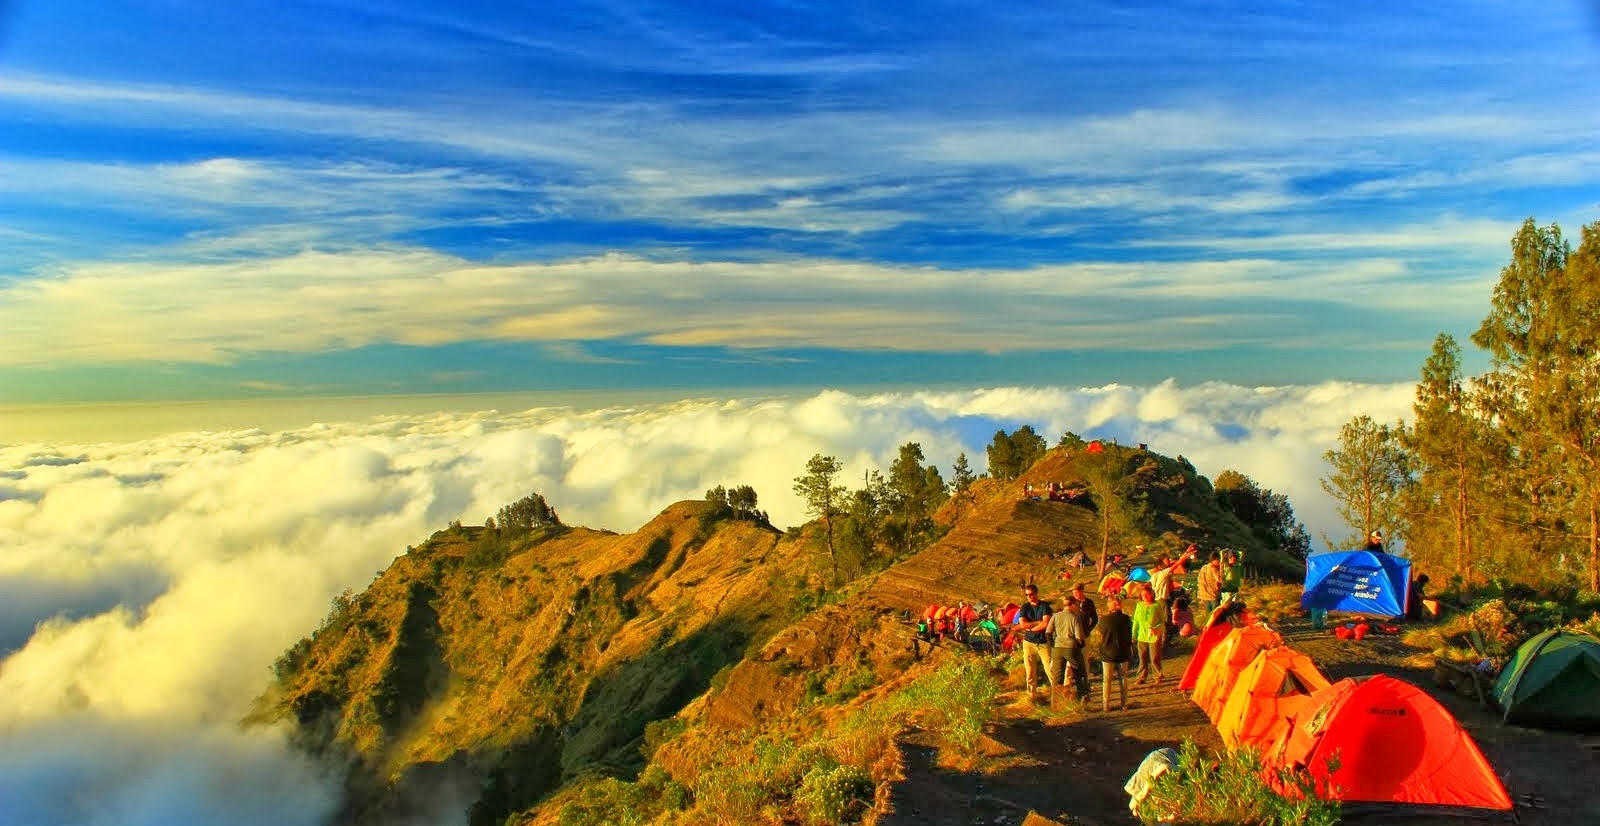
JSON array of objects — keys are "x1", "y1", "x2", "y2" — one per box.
[
  {"x1": 0, "y1": 245, "x2": 1490, "y2": 368},
  {"x1": 0, "y1": 381, "x2": 1415, "y2": 823}
]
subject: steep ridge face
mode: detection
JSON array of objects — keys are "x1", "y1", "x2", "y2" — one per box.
[
  {"x1": 259, "y1": 500, "x2": 811, "y2": 825},
  {"x1": 707, "y1": 444, "x2": 1280, "y2": 730}
]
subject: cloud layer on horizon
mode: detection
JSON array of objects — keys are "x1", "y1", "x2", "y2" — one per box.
[{"x1": 0, "y1": 380, "x2": 1414, "y2": 825}]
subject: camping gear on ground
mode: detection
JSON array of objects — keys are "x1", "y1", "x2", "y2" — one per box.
[
  {"x1": 968, "y1": 618, "x2": 1002, "y2": 654},
  {"x1": 1309, "y1": 607, "x2": 1327, "y2": 629},
  {"x1": 1127, "y1": 566, "x2": 1152, "y2": 583},
  {"x1": 1264, "y1": 675, "x2": 1513, "y2": 813},
  {"x1": 1192, "y1": 625, "x2": 1284, "y2": 723},
  {"x1": 1493, "y1": 629, "x2": 1600, "y2": 730},
  {"x1": 1214, "y1": 646, "x2": 1330, "y2": 750},
  {"x1": 1099, "y1": 572, "x2": 1126, "y2": 596},
  {"x1": 1067, "y1": 550, "x2": 1094, "y2": 568},
  {"x1": 1301, "y1": 549, "x2": 1412, "y2": 619}
]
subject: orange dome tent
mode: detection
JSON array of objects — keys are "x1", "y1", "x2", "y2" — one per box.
[
  {"x1": 1179, "y1": 621, "x2": 1237, "y2": 690},
  {"x1": 1214, "y1": 646, "x2": 1330, "y2": 750},
  {"x1": 1264, "y1": 675, "x2": 1513, "y2": 813},
  {"x1": 1192, "y1": 624, "x2": 1284, "y2": 723}
]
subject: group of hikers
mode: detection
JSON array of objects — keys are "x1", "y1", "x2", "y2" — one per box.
[
  {"x1": 1002, "y1": 544, "x2": 1255, "y2": 712},
  {"x1": 1021, "y1": 480, "x2": 1084, "y2": 502}
]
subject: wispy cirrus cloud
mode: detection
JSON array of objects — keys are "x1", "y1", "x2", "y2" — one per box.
[{"x1": 0, "y1": 242, "x2": 1502, "y2": 368}]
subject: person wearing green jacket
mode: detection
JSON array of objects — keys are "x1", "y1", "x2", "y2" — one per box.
[
  {"x1": 1130, "y1": 584, "x2": 1168, "y2": 685},
  {"x1": 1219, "y1": 549, "x2": 1245, "y2": 605}
]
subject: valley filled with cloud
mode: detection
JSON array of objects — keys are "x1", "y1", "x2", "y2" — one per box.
[{"x1": 0, "y1": 381, "x2": 1412, "y2": 825}]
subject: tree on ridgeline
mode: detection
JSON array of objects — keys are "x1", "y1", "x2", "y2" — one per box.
[
  {"x1": 1213, "y1": 470, "x2": 1312, "y2": 561},
  {"x1": 1472, "y1": 218, "x2": 1600, "y2": 592},
  {"x1": 948, "y1": 452, "x2": 977, "y2": 523},
  {"x1": 986, "y1": 425, "x2": 1047, "y2": 481},
  {"x1": 836, "y1": 470, "x2": 888, "y2": 579},
  {"x1": 886, "y1": 442, "x2": 947, "y2": 556},
  {"x1": 1321, "y1": 415, "x2": 1412, "y2": 550},
  {"x1": 496, "y1": 492, "x2": 561, "y2": 534},
  {"x1": 705, "y1": 484, "x2": 764, "y2": 522},
  {"x1": 794, "y1": 454, "x2": 847, "y2": 581},
  {"x1": 1080, "y1": 446, "x2": 1153, "y2": 575}
]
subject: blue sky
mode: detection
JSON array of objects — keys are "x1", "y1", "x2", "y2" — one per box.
[{"x1": 2, "y1": 0, "x2": 1598, "y2": 403}]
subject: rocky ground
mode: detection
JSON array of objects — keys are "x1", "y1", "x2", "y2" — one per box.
[{"x1": 879, "y1": 612, "x2": 1599, "y2": 826}]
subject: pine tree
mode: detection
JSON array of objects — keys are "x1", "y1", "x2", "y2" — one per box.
[
  {"x1": 1403, "y1": 334, "x2": 1497, "y2": 583},
  {"x1": 1473, "y1": 218, "x2": 1600, "y2": 592},
  {"x1": 1320, "y1": 416, "x2": 1411, "y2": 548},
  {"x1": 793, "y1": 454, "x2": 847, "y2": 581},
  {"x1": 949, "y1": 452, "x2": 977, "y2": 522}
]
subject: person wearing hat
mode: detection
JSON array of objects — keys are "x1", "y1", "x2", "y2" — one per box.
[{"x1": 1364, "y1": 529, "x2": 1385, "y2": 553}]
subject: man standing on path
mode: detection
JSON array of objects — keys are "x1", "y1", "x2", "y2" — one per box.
[
  {"x1": 1048, "y1": 595, "x2": 1090, "y2": 700},
  {"x1": 1196, "y1": 553, "x2": 1223, "y2": 625},
  {"x1": 1099, "y1": 595, "x2": 1134, "y2": 712},
  {"x1": 1071, "y1": 582, "x2": 1098, "y2": 638},
  {"x1": 1014, "y1": 583, "x2": 1054, "y2": 700}
]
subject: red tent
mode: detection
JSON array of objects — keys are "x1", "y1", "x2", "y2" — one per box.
[
  {"x1": 1264, "y1": 675, "x2": 1513, "y2": 812},
  {"x1": 1085, "y1": 440, "x2": 1105, "y2": 454}
]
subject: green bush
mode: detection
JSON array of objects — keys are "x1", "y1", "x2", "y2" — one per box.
[
  {"x1": 1136, "y1": 740, "x2": 1340, "y2": 826},
  {"x1": 794, "y1": 764, "x2": 874, "y2": 826},
  {"x1": 891, "y1": 656, "x2": 1001, "y2": 754}
]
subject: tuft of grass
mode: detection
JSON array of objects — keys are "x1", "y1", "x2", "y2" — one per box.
[{"x1": 1137, "y1": 739, "x2": 1340, "y2": 826}]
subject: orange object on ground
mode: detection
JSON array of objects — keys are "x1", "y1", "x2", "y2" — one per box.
[
  {"x1": 1214, "y1": 646, "x2": 1331, "y2": 751},
  {"x1": 1178, "y1": 622, "x2": 1237, "y2": 690},
  {"x1": 1263, "y1": 675, "x2": 1513, "y2": 812},
  {"x1": 1353, "y1": 623, "x2": 1371, "y2": 641},
  {"x1": 1192, "y1": 625, "x2": 1284, "y2": 723}
]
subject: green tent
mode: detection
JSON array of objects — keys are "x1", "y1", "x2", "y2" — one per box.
[{"x1": 1492, "y1": 628, "x2": 1600, "y2": 729}]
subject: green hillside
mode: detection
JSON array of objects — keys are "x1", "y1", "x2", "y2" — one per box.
[{"x1": 256, "y1": 442, "x2": 1297, "y2": 825}]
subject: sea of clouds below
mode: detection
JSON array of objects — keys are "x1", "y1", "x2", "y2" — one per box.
[{"x1": 0, "y1": 380, "x2": 1414, "y2": 826}]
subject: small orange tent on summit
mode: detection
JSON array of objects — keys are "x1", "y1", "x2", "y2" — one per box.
[
  {"x1": 1192, "y1": 625, "x2": 1284, "y2": 723},
  {"x1": 1214, "y1": 646, "x2": 1330, "y2": 750},
  {"x1": 1264, "y1": 675, "x2": 1513, "y2": 813}
]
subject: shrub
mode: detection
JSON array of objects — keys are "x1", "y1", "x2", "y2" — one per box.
[
  {"x1": 1137, "y1": 739, "x2": 1340, "y2": 826},
  {"x1": 890, "y1": 656, "x2": 1001, "y2": 756},
  {"x1": 794, "y1": 764, "x2": 874, "y2": 826}
]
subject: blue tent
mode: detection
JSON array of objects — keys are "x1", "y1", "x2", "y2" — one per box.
[
  {"x1": 1127, "y1": 566, "x2": 1152, "y2": 583},
  {"x1": 1301, "y1": 549, "x2": 1411, "y2": 618}
]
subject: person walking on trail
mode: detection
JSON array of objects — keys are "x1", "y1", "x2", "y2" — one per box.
[
  {"x1": 1048, "y1": 595, "x2": 1091, "y2": 700},
  {"x1": 1196, "y1": 553, "x2": 1223, "y2": 624},
  {"x1": 1098, "y1": 595, "x2": 1134, "y2": 712},
  {"x1": 1014, "y1": 583, "x2": 1054, "y2": 700},
  {"x1": 1219, "y1": 549, "x2": 1246, "y2": 605},
  {"x1": 1131, "y1": 584, "x2": 1168, "y2": 685}
]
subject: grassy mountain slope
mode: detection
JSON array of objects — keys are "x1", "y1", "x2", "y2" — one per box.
[
  {"x1": 261, "y1": 442, "x2": 1296, "y2": 824},
  {"x1": 259, "y1": 501, "x2": 814, "y2": 824}
]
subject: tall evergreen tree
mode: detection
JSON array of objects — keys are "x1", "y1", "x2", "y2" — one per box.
[
  {"x1": 949, "y1": 452, "x2": 977, "y2": 523},
  {"x1": 1473, "y1": 218, "x2": 1600, "y2": 591},
  {"x1": 1320, "y1": 415, "x2": 1411, "y2": 548},
  {"x1": 793, "y1": 454, "x2": 847, "y2": 581},
  {"x1": 1403, "y1": 334, "x2": 1495, "y2": 582}
]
